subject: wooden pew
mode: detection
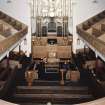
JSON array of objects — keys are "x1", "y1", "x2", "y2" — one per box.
[
  {"x1": 9, "y1": 19, "x2": 16, "y2": 27},
  {"x1": 82, "y1": 22, "x2": 91, "y2": 30},
  {"x1": 14, "y1": 22, "x2": 22, "y2": 30},
  {"x1": 0, "y1": 13, "x2": 6, "y2": 19},
  {"x1": 0, "y1": 24, "x2": 3, "y2": 32},
  {"x1": 2, "y1": 28, "x2": 11, "y2": 37},
  {"x1": 97, "y1": 12, "x2": 105, "y2": 19},
  {"x1": 93, "y1": 16, "x2": 101, "y2": 23},
  {"x1": 3, "y1": 16, "x2": 11, "y2": 23},
  {"x1": 92, "y1": 28, "x2": 102, "y2": 37},
  {"x1": 101, "y1": 24, "x2": 105, "y2": 31},
  {"x1": 0, "y1": 22, "x2": 12, "y2": 37}
]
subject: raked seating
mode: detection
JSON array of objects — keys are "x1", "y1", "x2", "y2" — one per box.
[
  {"x1": 0, "y1": 11, "x2": 28, "y2": 61},
  {"x1": 0, "y1": 34, "x2": 6, "y2": 41},
  {"x1": 77, "y1": 10, "x2": 105, "y2": 60},
  {"x1": 0, "y1": 20, "x2": 17, "y2": 37}
]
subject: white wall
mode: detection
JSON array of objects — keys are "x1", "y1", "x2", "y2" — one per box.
[
  {"x1": 0, "y1": 0, "x2": 105, "y2": 54},
  {"x1": 0, "y1": 0, "x2": 31, "y2": 56},
  {"x1": 72, "y1": 0, "x2": 105, "y2": 53}
]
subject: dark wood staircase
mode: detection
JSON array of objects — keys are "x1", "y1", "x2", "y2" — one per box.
[
  {"x1": 11, "y1": 80, "x2": 94, "y2": 105},
  {"x1": 45, "y1": 62, "x2": 59, "y2": 73}
]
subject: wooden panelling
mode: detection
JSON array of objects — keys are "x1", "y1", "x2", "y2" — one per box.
[
  {"x1": 33, "y1": 46, "x2": 47, "y2": 58},
  {"x1": 33, "y1": 45, "x2": 71, "y2": 59},
  {"x1": 57, "y1": 46, "x2": 71, "y2": 58}
]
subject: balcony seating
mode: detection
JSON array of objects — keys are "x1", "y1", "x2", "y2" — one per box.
[
  {"x1": 77, "y1": 10, "x2": 105, "y2": 60},
  {"x1": 0, "y1": 34, "x2": 6, "y2": 41},
  {"x1": 0, "y1": 11, "x2": 27, "y2": 61}
]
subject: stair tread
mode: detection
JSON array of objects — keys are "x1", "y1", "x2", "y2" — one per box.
[
  {"x1": 17, "y1": 86, "x2": 88, "y2": 91},
  {"x1": 14, "y1": 93, "x2": 93, "y2": 99},
  {"x1": 19, "y1": 103, "x2": 72, "y2": 105},
  {"x1": 19, "y1": 80, "x2": 87, "y2": 86},
  {"x1": 32, "y1": 80, "x2": 81, "y2": 84}
]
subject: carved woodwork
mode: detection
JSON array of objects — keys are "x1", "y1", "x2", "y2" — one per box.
[{"x1": 32, "y1": 36, "x2": 72, "y2": 60}]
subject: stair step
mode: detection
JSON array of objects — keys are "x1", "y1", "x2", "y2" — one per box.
[
  {"x1": 19, "y1": 103, "x2": 72, "y2": 105},
  {"x1": 19, "y1": 80, "x2": 86, "y2": 86},
  {"x1": 16, "y1": 86, "x2": 89, "y2": 94},
  {"x1": 17, "y1": 86, "x2": 88, "y2": 90},
  {"x1": 45, "y1": 68, "x2": 59, "y2": 73},
  {"x1": 45, "y1": 64, "x2": 59, "y2": 67},
  {"x1": 14, "y1": 93, "x2": 93, "y2": 99},
  {"x1": 14, "y1": 93, "x2": 93, "y2": 103}
]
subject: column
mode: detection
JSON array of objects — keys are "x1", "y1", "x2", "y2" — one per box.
[{"x1": 60, "y1": 69, "x2": 65, "y2": 85}]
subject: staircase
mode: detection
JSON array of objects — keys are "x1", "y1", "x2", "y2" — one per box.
[
  {"x1": 45, "y1": 62, "x2": 59, "y2": 73},
  {"x1": 12, "y1": 80, "x2": 94, "y2": 105}
]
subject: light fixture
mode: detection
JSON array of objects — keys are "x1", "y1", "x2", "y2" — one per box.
[
  {"x1": 50, "y1": 12, "x2": 54, "y2": 17},
  {"x1": 92, "y1": 0, "x2": 98, "y2": 3},
  {"x1": 7, "y1": 0, "x2": 12, "y2": 3}
]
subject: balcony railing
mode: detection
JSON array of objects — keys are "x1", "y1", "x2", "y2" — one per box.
[
  {"x1": 77, "y1": 10, "x2": 105, "y2": 58},
  {"x1": 0, "y1": 11, "x2": 28, "y2": 58}
]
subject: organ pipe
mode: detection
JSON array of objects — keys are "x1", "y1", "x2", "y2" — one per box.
[{"x1": 31, "y1": 0, "x2": 72, "y2": 37}]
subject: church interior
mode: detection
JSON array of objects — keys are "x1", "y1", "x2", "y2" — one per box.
[{"x1": 0, "y1": 0, "x2": 105, "y2": 105}]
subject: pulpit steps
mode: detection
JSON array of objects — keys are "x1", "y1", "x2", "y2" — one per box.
[
  {"x1": 45, "y1": 62, "x2": 59, "y2": 73},
  {"x1": 16, "y1": 85, "x2": 90, "y2": 94},
  {"x1": 12, "y1": 82, "x2": 94, "y2": 104}
]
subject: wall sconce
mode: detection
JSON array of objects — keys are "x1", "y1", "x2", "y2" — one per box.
[
  {"x1": 7, "y1": 0, "x2": 12, "y2": 3},
  {"x1": 92, "y1": 0, "x2": 98, "y2": 3},
  {"x1": 24, "y1": 38, "x2": 27, "y2": 45},
  {"x1": 77, "y1": 38, "x2": 80, "y2": 45}
]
